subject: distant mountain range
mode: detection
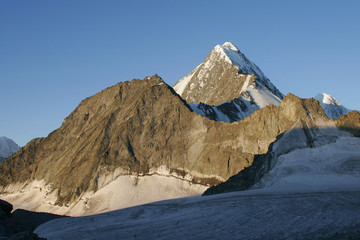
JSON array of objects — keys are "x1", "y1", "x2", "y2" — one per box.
[{"x1": 0, "y1": 42, "x2": 358, "y2": 222}]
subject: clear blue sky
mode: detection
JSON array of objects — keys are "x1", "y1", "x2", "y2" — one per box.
[{"x1": 1, "y1": 0, "x2": 359, "y2": 146}]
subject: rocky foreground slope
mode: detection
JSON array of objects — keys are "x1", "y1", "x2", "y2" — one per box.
[{"x1": 0, "y1": 73, "x2": 345, "y2": 216}]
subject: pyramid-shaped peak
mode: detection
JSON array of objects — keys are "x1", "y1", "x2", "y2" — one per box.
[{"x1": 173, "y1": 41, "x2": 284, "y2": 105}]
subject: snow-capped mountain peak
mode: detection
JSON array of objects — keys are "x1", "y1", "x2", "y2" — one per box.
[
  {"x1": 173, "y1": 41, "x2": 284, "y2": 122},
  {"x1": 314, "y1": 93, "x2": 351, "y2": 120}
]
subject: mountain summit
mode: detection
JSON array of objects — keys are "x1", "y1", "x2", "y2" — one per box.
[{"x1": 173, "y1": 42, "x2": 284, "y2": 122}]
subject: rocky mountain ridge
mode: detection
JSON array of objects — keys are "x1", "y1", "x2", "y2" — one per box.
[{"x1": 0, "y1": 74, "x2": 340, "y2": 216}]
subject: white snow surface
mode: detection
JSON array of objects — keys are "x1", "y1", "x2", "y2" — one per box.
[
  {"x1": 0, "y1": 136, "x2": 20, "y2": 161},
  {"x1": 314, "y1": 93, "x2": 351, "y2": 119},
  {"x1": 34, "y1": 133, "x2": 360, "y2": 239},
  {"x1": 0, "y1": 167, "x2": 207, "y2": 216}
]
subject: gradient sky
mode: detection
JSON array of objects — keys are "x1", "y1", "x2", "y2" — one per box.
[{"x1": 1, "y1": 0, "x2": 360, "y2": 146}]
